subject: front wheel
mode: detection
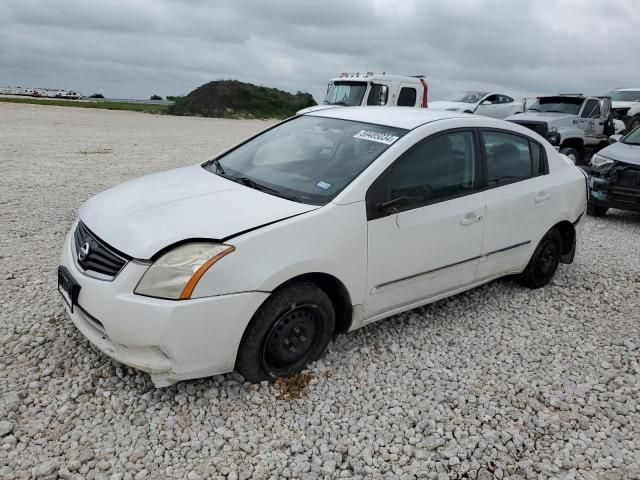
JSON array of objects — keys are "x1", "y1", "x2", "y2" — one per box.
[
  {"x1": 518, "y1": 229, "x2": 562, "y2": 289},
  {"x1": 559, "y1": 147, "x2": 581, "y2": 165},
  {"x1": 236, "y1": 281, "x2": 335, "y2": 382}
]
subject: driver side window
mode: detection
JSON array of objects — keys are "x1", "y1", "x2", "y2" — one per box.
[
  {"x1": 581, "y1": 99, "x2": 599, "y2": 118},
  {"x1": 380, "y1": 131, "x2": 478, "y2": 213}
]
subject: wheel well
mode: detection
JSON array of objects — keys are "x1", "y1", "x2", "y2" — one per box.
[
  {"x1": 560, "y1": 138, "x2": 584, "y2": 154},
  {"x1": 552, "y1": 220, "x2": 576, "y2": 262},
  {"x1": 274, "y1": 273, "x2": 353, "y2": 334}
]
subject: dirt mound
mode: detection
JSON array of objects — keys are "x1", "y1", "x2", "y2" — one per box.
[{"x1": 168, "y1": 80, "x2": 316, "y2": 119}]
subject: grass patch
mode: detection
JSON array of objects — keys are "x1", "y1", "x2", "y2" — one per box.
[{"x1": 0, "y1": 96, "x2": 168, "y2": 114}]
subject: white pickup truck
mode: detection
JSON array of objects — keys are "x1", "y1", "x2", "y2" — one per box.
[
  {"x1": 297, "y1": 72, "x2": 428, "y2": 115},
  {"x1": 506, "y1": 94, "x2": 618, "y2": 164}
]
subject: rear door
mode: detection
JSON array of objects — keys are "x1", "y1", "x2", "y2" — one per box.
[
  {"x1": 365, "y1": 129, "x2": 486, "y2": 319},
  {"x1": 477, "y1": 129, "x2": 551, "y2": 279}
]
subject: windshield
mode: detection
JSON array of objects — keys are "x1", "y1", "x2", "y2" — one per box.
[
  {"x1": 203, "y1": 116, "x2": 407, "y2": 205},
  {"x1": 605, "y1": 90, "x2": 640, "y2": 102},
  {"x1": 527, "y1": 97, "x2": 583, "y2": 114},
  {"x1": 622, "y1": 126, "x2": 640, "y2": 145},
  {"x1": 323, "y1": 81, "x2": 368, "y2": 106},
  {"x1": 446, "y1": 92, "x2": 488, "y2": 104}
]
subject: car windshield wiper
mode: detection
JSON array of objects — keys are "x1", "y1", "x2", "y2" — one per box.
[
  {"x1": 211, "y1": 159, "x2": 226, "y2": 175},
  {"x1": 624, "y1": 141, "x2": 640, "y2": 145},
  {"x1": 233, "y1": 176, "x2": 298, "y2": 201},
  {"x1": 527, "y1": 108, "x2": 540, "y2": 112}
]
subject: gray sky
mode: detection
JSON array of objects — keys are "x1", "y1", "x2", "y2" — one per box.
[{"x1": 1, "y1": 0, "x2": 639, "y2": 102}]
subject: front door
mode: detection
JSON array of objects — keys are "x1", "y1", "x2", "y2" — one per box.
[
  {"x1": 475, "y1": 94, "x2": 505, "y2": 119},
  {"x1": 578, "y1": 98, "x2": 605, "y2": 145},
  {"x1": 365, "y1": 129, "x2": 486, "y2": 319}
]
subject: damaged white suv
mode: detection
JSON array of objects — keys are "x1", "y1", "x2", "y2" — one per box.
[{"x1": 59, "y1": 108, "x2": 587, "y2": 386}]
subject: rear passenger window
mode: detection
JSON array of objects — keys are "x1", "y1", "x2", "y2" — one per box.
[
  {"x1": 383, "y1": 131, "x2": 477, "y2": 210},
  {"x1": 482, "y1": 131, "x2": 541, "y2": 186},
  {"x1": 397, "y1": 87, "x2": 417, "y2": 107}
]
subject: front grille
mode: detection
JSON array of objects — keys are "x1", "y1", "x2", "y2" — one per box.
[
  {"x1": 508, "y1": 120, "x2": 548, "y2": 137},
  {"x1": 614, "y1": 167, "x2": 640, "y2": 189},
  {"x1": 73, "y1": 221, "x2": 130, "y2": 278}
]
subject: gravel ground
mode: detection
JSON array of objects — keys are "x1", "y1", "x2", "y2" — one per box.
[{"x1": 1, "y1": 103, "x2": 639, "y2": 480}]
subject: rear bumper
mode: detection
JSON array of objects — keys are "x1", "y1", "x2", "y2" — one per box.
[{"x1": 59, "y1": 225, "x2": 268, "y2": 386}]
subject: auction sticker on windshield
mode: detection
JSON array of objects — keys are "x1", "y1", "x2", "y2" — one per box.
[{"x1": 353, "y1": 130, "x2": 399, "y2": 145}]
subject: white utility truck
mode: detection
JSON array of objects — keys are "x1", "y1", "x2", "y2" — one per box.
[{"x1": 297, "y1": 72, "x2": 428, "y2": 115}]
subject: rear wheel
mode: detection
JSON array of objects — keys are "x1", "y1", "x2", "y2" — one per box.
[
  {"x1": 587, "y1": 203, "x2": 608, "y2": 217},
  {"x1": 236, "y1": 281, "x2": 335, "y2": 382},
  {"x1": 560, "y1": 147, "x2": 581, "y2": 164},
  {"x1": 518, "y1": 229, "x2": 562, "y2": 289}
]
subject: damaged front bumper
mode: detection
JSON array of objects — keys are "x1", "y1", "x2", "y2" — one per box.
[{"x1": 589, "y1": 163, "x2": 640, "y2": 212}]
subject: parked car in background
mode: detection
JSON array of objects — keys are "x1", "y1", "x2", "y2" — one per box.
[
  {"x1": 429, "y1": 91, "x2": 523, "y2": 119},
  {"x1": 506, "y1": 94, "x2": 615, "y2": 164},
  {"x1": 297, "y1": 72, "x2": 428, "y2": 114},
  {"x1": 606, "y1": 87, "x2": 640, "y2": 133},
  {"x1": 587, "y1": 126, "x2": 640, "y2": 216},
  {"x1": 59, "y1": 107, "x2": 587, "y2": 386}
]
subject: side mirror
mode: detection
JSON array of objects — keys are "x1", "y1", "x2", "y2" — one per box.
[
  {"x1": 609, "y1": 134, "x2": 622, "y2": 144},
  {"x1": 599, "y1": 98, "x2": 611, "y2": 120},
  {"x1": 521, "y1": 98, "x2": 527, "y2": 112},
  {"x1": 481, "y1": 100, "x2": 491, "y2": 105},
  {"x1": 379, "y1": 85, "x2": 389, "y2": 106}
]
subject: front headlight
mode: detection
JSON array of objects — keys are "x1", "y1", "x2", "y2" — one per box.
[
  {"x1": 590, "y1": 153, "x2": 614, "y2": 168},
  {"x1": 134, "y1": 243, "x2": 235, "y2": 300}
]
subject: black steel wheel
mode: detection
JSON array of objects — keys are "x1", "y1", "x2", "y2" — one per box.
[
  {"x1": 236, "y1": 281, "x2": 335, "y2": 382},
  {"x1": 518, "y1": 229, "x2": 562, "y2": 289}
]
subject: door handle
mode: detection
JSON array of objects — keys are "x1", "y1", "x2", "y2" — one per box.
[
  {"x1": 535, "y1": 192, "x2": 551, "y2": 203},
  {"x1": 461, "y1": 213, "x2": 483, "y2": 225}
]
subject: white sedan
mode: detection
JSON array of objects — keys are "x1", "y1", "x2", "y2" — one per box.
[
  {"x1": 430, "y1": 91, "x2": 523, "y2": 119},
  {"x1": 59, "y1": 107, "x2": 587, "y2": 386}
]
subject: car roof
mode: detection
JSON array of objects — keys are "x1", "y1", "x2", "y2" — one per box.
[{"x1": 305, "y1": 106, "x2": 469, "y2": 130}]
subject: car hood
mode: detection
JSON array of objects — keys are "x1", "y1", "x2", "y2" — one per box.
[
  {"x1": 429, "y1": 101, "x2": 476, "y2": 112},
  {"x1": 506, "y1": 111, "x2": 576, "y2": 126},
  {"x1": 79, "y1": 165, "x2": 318, "y2": 259},
  {"x1": 612, "y1": 101, "x2": 640, "y2": 109},
  {"x1": 599, "y1": 141, "x2": 640, "y2": 166}
]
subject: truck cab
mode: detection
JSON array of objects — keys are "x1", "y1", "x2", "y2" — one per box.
[
  {"x1": 297, "y1": 72, "x2": 428, "y2": 114},
  {"x1": 506, "y1": 94, "x2": 614, "y2": 164}
]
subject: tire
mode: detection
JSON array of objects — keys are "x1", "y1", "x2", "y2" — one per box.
[
  {"x1": 518, "y1": 229, "x2": 562, "y2": 289},
  {"x1": 627, "y1": 115, "x2": 640, "y2": 132},
  {"x1": 587, "y1": 203, "x2": 608, "y2": 217},
  {"x1": 235, "y1": 281, "x2": 335, "y2": 382},
  {"x1": 560, "y1": 147, "x2": 581, "y2": 165}
]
